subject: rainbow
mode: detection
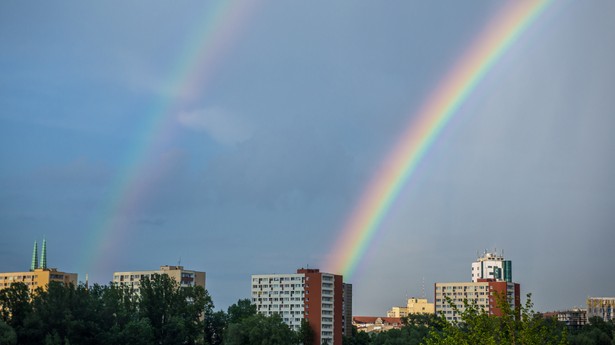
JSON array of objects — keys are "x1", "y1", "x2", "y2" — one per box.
[
  {"x1": 325, "y1": 1, "x2": 552, "y2": 279},
  {"x1": 80, "y1": 2, "x2": 257, "y2": 275}
]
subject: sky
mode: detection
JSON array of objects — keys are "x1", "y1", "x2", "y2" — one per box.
[{"x1": 1, "y1": 1, "x2": 614, "y2": 315}]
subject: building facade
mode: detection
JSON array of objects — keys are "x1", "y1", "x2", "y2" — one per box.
[
  {"x1": 435, "y1": 280, "x2": 520, "y2": 321},
  {"x1": 542, "y1": 308, "x2": 587, "y2": 330},
  {"x1": 436, "y1": 250, "x2": 520, "y2": 322},
  {"x1": 113, "y1": 265, "x2": 206, "y2": 293},
  {"x1": 471, "y1": 250, "x2": 512, "y2": 282},
  {"x1": 352, "y1": 316, "x2": 403, "y2": 333},
  {"x1": 0, "y1": 268, "x2": 78, "y2": 293},
  {"x1": 251, "y1": 268, "x2": 351, "y2": 345},
  {"x1": 587, "y1": 297, "x2": 615, "y2": 322},
  {"x1": 387, "y1": 297, "x2": 435, "y2": 317}
]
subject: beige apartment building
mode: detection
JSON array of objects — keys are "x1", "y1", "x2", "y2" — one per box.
[
  {"x1": 0, "y1": 268, "x2": 78, "y2": 293},
  {"x1": 1, "y1": 239, "x2": 77, "y2": 293},
  {"x1": 387, "y1": 297, "x2": 435, "y2": 317},
  {"x1": 113, "y1": 265, "x2": 206, "y2": 292}
]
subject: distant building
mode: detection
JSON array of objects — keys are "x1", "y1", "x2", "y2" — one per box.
[
  {"x1": 387, "y1": 306, "x2": 407, "y2": 318},
  {"x1": 352, "y1": 316, "x2": 403, "y2": 333},
  {"x1": 542, "y1": 308, "x2": 587, "y2": 330},
  {"x1": 0, "y1": 239, "x2": 77, "y2": 293},
  {"x1": 435, "y1": 250, "x2": 520, "y2": 322},
  {"x1": 113, "y1": 265, "x2": 206, "y2": 293},
  {"x1": 387, "y1": 297, "x2": 435, "y2": 317},
  {"x1": 251, "y1": 268, "x2": 351, "y2": 345},
  {"x1": 587, "y1": 297, "x2": 615, "y2": 322}
]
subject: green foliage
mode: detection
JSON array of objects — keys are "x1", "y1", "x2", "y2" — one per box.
[
  {"x1": 569, "y1": 317, "x2": 615, "y2": 345},
  {"x1": 204, "y1": 309, "x2": 227, "y2": 345},
  {"x1": 298, "y1": 318, "x2": 315, "y2": 345},
  {"x1": 226, "y1": 298, "x2": 256, "y2": 325},
  {"x1": 224, "y1": 313, "x2": 296, "y2": 345},
  {"x1": 342, "y1": 326, "x2": 371, "y2": 345},
  {"x1": 0, "y1": 320, "x2": 17, "y2": 345},
  {"x1": 0, "y1": 275, "x2": 215, "y2": 345},
  {"x1": 424, "y1": 293, "x2": 569, "y2": 345}
]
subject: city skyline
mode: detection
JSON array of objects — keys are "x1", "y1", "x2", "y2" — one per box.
[{"x1": 1, "y1": 1, "x2": 614, "y2": 315}]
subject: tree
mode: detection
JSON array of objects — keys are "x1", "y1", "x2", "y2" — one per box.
[
  {"x1": 0, "y1": 282, "x2": 31, "y2": 338},
  {"x1": 0, "y1": 320, "x2": 17, "y2": 345},
  {"x1": 138, "y1": 273, "x2": 210, "y2": 345},
  {"x1": 424, "y1": 293, "x2": 569, "y2": 345},
  {"x1": 203, "y1": 310, "x2": 227, "y2": 345},
  {"x1": 298, "y1": 319, "x2": 315, "y2": 345},
  {"x1": 227, "y1": 298, "x2": 256, "y2": 325},
  {"x1": 342, "y1": 325, "x2": 370, "y2": 345},
  {"x1": 569, "y1": 317, "x2": 615, "y2": 345},
  {"x1": 225, "y1": 313, "x2": 296, "y2": 345}
]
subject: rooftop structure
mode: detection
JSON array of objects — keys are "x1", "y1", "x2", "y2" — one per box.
[{"x1": 471, "y1": 250, "x2": 512, "y2": 283}]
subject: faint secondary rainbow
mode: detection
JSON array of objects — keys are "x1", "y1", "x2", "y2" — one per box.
[
  {"x1": 80, "y1": 1, "x2": 258, "y2": 275},
  {"x1": 325, "y1": 1, "x2": 552, "y2": 279}
]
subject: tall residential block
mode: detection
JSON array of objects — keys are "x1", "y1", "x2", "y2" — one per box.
[
  {"x1": 113, "y1": 265, "x2": 206, "y2": 293},
  {"x1": 436, "y1": 250, "x2": 520, "y2": 322},
  {"x1": 251, "y1": 268, "x2": 351, "y2": 345},
  {"x1": 435, "y1": 280, "x2": 520, "y2": 321}
]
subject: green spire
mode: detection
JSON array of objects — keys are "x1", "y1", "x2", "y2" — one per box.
[
  {"x1": 31, "y1": 240, "x2": 38, "y2": 271},
  {"x1": 39, "y1": 238, "x2": 47, "y2": 269}
]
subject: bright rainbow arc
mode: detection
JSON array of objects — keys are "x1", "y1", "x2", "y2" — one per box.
[
  {"x1": 325, "y1": 1, "x2": 552, "y2": 279},
  {"x1": 81, "y1": 2, "x2": 257, "y2": 274}
]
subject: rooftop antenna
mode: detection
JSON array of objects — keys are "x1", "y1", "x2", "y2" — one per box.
[
  {"x1": 422, "y1": 277, "x2": 426, "y2": 299},
  {"x1": 178, "y1": 257, "x2": 181, "y2": 266},
  {"x1": 31, "y1": 240, "x2": 39, "y2": 271},
  {"x1": 39, "y1": 238, "x2": 47, "y2": 269}
]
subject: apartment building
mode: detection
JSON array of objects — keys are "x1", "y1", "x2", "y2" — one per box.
[
  {"x1": 387, "y1": 297, "x2": 435, "y2": 317},
  {"x1": 113, "y1": 265, "x2": 206, "y2": 293},
  {"x1": 435, "y1": 251, "x2": 520, "y2": 322},
  {"x1": 251, "y1": 268, "x2": 351, "y2": 345},
  {"x1": 435, "y1": 280, "x2": 520, "y2": 321}
]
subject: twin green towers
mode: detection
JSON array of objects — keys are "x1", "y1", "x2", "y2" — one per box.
[{"x1": 30, "y1": 238, "x2": 47, "y2": 271}]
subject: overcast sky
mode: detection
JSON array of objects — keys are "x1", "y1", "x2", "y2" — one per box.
[{"x1": 1, "y1": 1, "x2": 614, "y2": 315}]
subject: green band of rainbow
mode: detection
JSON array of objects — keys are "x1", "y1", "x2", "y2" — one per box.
[{"x1": 325, "y1": 0, "x2": 552, "y2": 279}]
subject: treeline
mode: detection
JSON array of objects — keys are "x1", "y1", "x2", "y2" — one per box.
[
  {"x1": 1, "y1": 279, "x2": 613, "y2": 345},
  {"x1": 344, "y1": 295, "x2": 615, "y2": 345},
  {"x1": 0, "y1": 274, "x2": 310, "y2": 345}
]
